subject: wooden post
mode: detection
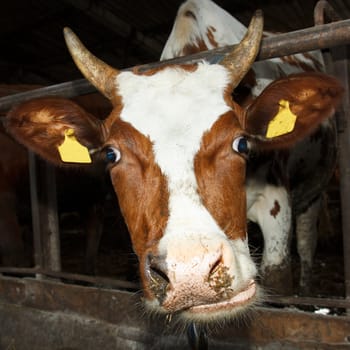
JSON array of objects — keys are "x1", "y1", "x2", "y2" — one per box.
[{"x1": 29, "y1": 152, "x2": 61, "y2": 272}]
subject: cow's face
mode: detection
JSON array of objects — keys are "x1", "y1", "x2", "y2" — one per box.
[
  {"x1": 103, "y1": 64, "x2": 256, "y2": 320},
  {"x1": 6, "y1": 12, "x2": 343, "y2": 323}
]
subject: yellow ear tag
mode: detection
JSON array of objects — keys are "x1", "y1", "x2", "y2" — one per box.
[
  {"x1": 58, "y1": 128, "x2": 92, "y2": 163},
  {"x1": 266, "y1": 100, "x2": 297, "y2": 138}
]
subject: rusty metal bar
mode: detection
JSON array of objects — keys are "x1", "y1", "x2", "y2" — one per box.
[
  {"x1": 1, "y1": 19, "x2": 350, "y2": 111},
  {"x1": 314, "y1": 0, "x2": 342, "y2": 24},
  {"x1": 0, "y1": 78, "x2": 93, "y2": 113},
  {"x1": 254, "y1": 17, "x2": 350, "y2": 60}
]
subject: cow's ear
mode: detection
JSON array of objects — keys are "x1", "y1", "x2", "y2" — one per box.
[
  {"x1": 6, "y1": 97, "x2": 104, "y2": 165},
  {"x1": 244, "y1": 72, "x2": 343, "y2": 150}
]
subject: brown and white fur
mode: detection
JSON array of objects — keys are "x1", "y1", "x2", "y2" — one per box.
[
  {"x1": 161, "y1": 0, "x2": 336, "y2": 294},
  {"x1": 5, "y1": 9, "x2": 342, "y2": 323}
]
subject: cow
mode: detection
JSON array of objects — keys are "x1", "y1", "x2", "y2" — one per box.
[
  {"x1": 161, "y1": 0, "x2": 336, "y2": 295},
  {"x1": 5, "y1": 10, "x2": 342, "y2": 323},
  {"x1": 161, "y1": 0, "x2": 325, "y2": 97}
]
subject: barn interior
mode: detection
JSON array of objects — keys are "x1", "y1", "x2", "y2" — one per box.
[
  {"x1": 0, "y1": 0, "x2": 350, "y2": 349},
  {"x1": 0, "y1": 0, "x2": 349, "y2": 85}
]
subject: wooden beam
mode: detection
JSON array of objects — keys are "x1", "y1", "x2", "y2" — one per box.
[{"x1": 0, "y1": 276, "x2": 350, "y2": 349}]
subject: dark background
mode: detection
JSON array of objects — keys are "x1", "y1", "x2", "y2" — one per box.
[{"x1": 1, "y1": 0, "x2": 348, "y2": 85}]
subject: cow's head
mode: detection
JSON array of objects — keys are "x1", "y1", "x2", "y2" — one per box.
[{"x1": 6, "y1": 12, "x2": 343, "y2": 323}]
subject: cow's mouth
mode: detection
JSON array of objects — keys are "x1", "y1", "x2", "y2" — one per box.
[{"x1": 187, "y1": 280, "x2": 256, "y2": 314}]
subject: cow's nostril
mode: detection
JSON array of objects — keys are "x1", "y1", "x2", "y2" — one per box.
[
  {"x1": 208, "y1": 255, "x2": 233, "y2": 292},
  {"x1": 150, "y1": 264, "x2": 170, "y2": 285},
  {"x1": 146, "y1": 254, "x2": 170, "y2": 303},
  {"x1": 209, "y1": 255, "x2": 224, "y2": 277}
]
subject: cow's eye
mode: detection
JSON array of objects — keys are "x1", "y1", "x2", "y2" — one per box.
[
  {"x1": 232, "y1": 136, "x2": 249, "y2": 155},
  {"x1": 105, "y1": 146, "x2": 121, "y2": 163}
]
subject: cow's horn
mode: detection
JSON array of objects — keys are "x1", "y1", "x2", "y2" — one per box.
[
  {"x1": 63, "y1": 27, "x2": 118, "y2": 101},
  {"x1": 220, "y1": 10, "x2": 263, "y2": 89}
]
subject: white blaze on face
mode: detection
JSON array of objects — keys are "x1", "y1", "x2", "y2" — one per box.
[
  {"x1": 117, "y1": 62, "x2": 229, "y2": 232},
  {"x1": 117, "y1": 62, "x2": 256, "y2": 289}
]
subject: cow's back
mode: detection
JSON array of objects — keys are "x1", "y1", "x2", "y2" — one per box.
[{"x1": 161, "y1": 0, "x2": 325, "y2": 97}]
